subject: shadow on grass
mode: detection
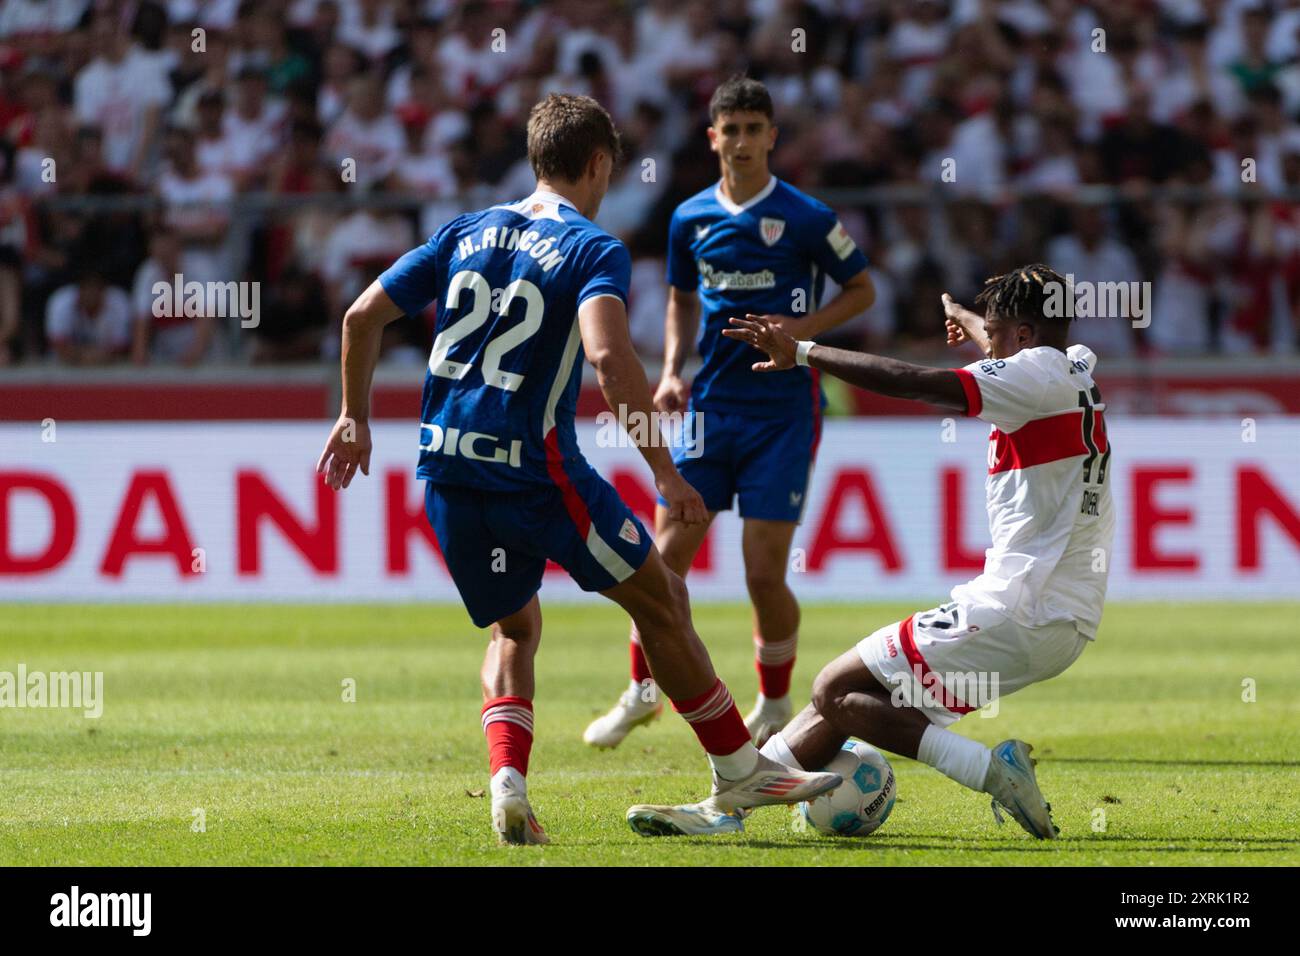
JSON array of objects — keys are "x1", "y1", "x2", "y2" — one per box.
[
  {"x1": 736, "y1": 834, "x2": 1300, "y2": 853},
  {"x1": 1045, "y1": 757, "x2": 1300, "y2": 768}
]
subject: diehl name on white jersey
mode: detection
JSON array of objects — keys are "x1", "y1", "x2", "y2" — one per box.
[{"x1": 952, "y1": 344, "x2": 1115, "y2": 639}]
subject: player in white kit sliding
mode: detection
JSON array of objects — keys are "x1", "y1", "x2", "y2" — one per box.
[{"x1": 628, "y1": 264, "x2": 1115, "y2": 839}]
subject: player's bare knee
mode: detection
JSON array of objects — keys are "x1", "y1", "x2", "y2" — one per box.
[
  {"x1": 811, "y1": 666, "x2": 844, "y2": 719},
  {"x1": 636, "y1": 567, "x2": 691, "y2": 642},
  {"x1": 490, "y1": 618, "x2": 539, "y2": 650}
]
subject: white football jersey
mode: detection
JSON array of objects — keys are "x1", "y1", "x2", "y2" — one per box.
[{"x1": 951, "y1": 344, "x2": 1115, "y2": 639}]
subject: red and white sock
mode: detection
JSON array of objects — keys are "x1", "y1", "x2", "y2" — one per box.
[
  {"x1": 672, "y1": 679, "x2": 757, "y2": 779},
  {"x1": 754, "y1": 632, "x2": 797, "y2": 699},
  {"x1": 481, "y1": 696, "x2": 534, "y2": 777}
]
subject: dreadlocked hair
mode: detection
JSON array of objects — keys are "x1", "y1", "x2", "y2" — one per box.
[{"x1": 974, "y1": 264, "x2": 1070, "y2": 325}]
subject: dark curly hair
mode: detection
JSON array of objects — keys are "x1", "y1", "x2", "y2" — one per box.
[{"x1": 974, "y1": 264, "x2": 1071, "y2": 326}]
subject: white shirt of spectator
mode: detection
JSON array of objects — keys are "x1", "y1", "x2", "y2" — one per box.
[
  {"x1": 73, "y1": 47, "x2": 171, "y2": 173},
  {"x1": 132, "y1": 258, "x2": 205, "y2": 361},
  {"x1": 920, "y1": 113, "x2": 1006, "y2": 195},
  {"x1": 322, "y1": 211, "x2": 415, "y2": 301},
  {"x1": 159, "y1": 169, "x2": 234, "y2": 234},
  {"x1": 395, "y1": 149, "x2": 456, "y2": 197},
  {"x1": 952, "y1": 344, "x2": 1114, "y2": 640},
  {"x1": 438, "y1": 31, "x2": 513, "y2": 97},
  {"x1": 325, "y1": 110, "x2": 406, "y2": 188},
  {"x1": 338, "y1": 0, "x2": 402, "y2": 61},
  {"x1": 221, "y1": 101, "x2": 288, "y2": 177},
  {"x1": 1043, "y1": 234, "x2": 1141, "y2": 356},
  {"x1": 196, "y1": 135, "x2": 241, "y2": 180},
  {"x1": 46, "y1": 284, "x2": 133, "y2": 354},
  {"x1": 0, "y1": 0, "x2": 88, "y2": 37},
  {"x1": 167, "y1": 0, "x2": 240, "y2": 31},
  {"x1": 158, "y1": 169, "x2": 234, "y2": 286}
]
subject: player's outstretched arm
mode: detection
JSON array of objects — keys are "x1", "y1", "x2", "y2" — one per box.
[
  {"x1": 723, "y1": 315, "x2": 969, "y2": 413},
  {"x1": 317, "y1": 279, "x2": 405, "y2": 491},
  {"x1": 579, "y1": 294, "x2": 707, "y2": 524}
]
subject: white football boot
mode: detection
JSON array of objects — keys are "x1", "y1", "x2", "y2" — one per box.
[
  {"x1": 582, "y1": 681, "x2": 662, "y2": 749},
  {"x1": 490, "y1": 767, "x2": 549, "y2": 846},
  {"x1": 709, "y1": 751, "x2": 840, "y2": 813},
  {"x1": 625, "y1": 799, "x2": 745, "y2": 838},
  {"x1": 627, "y1": 752, "x2": 841, "y2": 835},
  {"x1": 982, "y1": 739, "x2": 1059, "y2": 840},
  {"x1": 743, "y1": 694, "x2": 793, "y2": 748}
]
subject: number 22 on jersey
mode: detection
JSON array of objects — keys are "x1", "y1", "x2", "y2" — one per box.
[{"x1": 429, "y1": 270, "x2": 545, "y2": 392}]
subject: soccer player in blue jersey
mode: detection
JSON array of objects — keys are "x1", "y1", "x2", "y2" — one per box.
[
  {"x1": 585, "y1": 76, "x2": 876, "y2": 750},
  {"x1": 315, "y1": 94, "x2": 839, "y2": 845}
]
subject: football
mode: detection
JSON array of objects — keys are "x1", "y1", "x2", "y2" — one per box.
[{"x1": 799, "y1": 742, "x2": 897, "y2": 837}]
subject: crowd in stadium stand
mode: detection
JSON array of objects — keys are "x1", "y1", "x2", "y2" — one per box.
[{"x1": 3, "y1": 0, "x2": 1300, "y2": 368}]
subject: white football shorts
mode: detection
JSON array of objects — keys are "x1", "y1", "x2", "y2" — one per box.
[{"x1": 855, "y1": 601, "x2": 1088, "y2": 727}]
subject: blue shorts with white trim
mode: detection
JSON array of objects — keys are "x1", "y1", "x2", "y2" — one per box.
[
  {"x1": 660, "y1": 406, "x2": 821, "y2": 523},
  {"x1": 424, "y1": 467, "x2": 652, "y2": 628}
]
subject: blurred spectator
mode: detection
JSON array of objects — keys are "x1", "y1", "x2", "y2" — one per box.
[
  {"x1": 250, "y1": 264, "x2": 329, "y2": 363},
  {"x1": 320, "y1": 183, "x2": 414, "y2": 329},
  {"x1": 1045, "y1": 205, "x2": 1142, "y2": 356},
  {"x1": 0, "y1": 0, "x2": 89, "y2": 40},
  {"x1": 72, "y1": 14, "x2": 169, "y2": 181},
  {"x1": 156, "y1": 126, "x2": 234, "y2": 286},
  {"x1": 324, "y1": 72, "x2": 405, "y2": 189},
  {"x1": 3, "y1": 0, "x2": 1300, "y2": 368},
  {"x1": 46, "y1": 268, "x2": 132, "y2": 365},
  {"x1": 194, "y1": 90, "x2": 237, "y2": 179},
  {"x1": 220, "y1": 66, "x2": 286, "y2": 189},
  {"x1": 338, "y1": 0, "x2": 402, "y2": 63},
  {"x1": 130, "y1": 225, "x2": 214, "y2": 366}
]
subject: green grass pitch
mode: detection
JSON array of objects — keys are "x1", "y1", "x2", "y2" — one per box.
[{"x1": 1, "y1": 601, "x2": 1297, "y2": 866}]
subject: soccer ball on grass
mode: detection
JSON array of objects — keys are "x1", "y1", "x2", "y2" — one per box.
[{"x1": 798, "y1": 741, "x2": 896, "y2": 837}]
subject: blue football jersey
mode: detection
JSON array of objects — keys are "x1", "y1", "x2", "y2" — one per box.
[
  {"x1": 379, "y1": 190, "x2": 630, "y2": 490},
  {"x1": 666, "y1": 177, "x2": 869, "y2": 418}
]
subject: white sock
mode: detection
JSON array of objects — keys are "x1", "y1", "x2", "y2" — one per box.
[
  {"x1": 917, "y1": 725, "x2": 991, "y2": 792},
  {"x1": 709, "y1": 742, "x2": 760, "y2": 780},
  {"x1": 759, "y1": 732, "x2": 804, "y2": 771}
]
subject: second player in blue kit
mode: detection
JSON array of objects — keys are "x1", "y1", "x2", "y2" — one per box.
[{"x1": 585, "y1": 76, "x2": 876, "y2": 750}]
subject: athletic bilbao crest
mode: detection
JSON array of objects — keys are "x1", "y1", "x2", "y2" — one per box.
[
  {"x1": 618, "y1": 518, "x2": 641, "y2": 546},
  {"x1": 760, "y1": 217, "x2": 785, "y2": 246}
]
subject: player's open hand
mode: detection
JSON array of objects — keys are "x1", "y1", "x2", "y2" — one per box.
[
  {"x1": 723, "y1": 314, "x2": 798, "y2": 371},
  {"x1": 654, "y1": 373, "x2": 690, "y2": 414},
  {"x1": 656, "y1": 470, "x2": 708, "y2": 525},
  {"x1": 316, "y1": 414, "x2": 372, "y2": 491}
]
